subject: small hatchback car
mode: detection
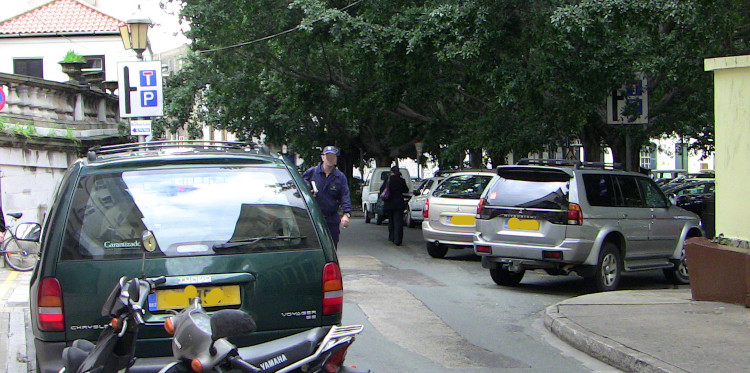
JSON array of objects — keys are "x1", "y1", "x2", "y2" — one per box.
[
  {"x1": 422, "y1": 171, "x2": 497, "y2": 258},
  {"x1": 30, "y1": 141, "x2": 344, "y2": 373},
  {"x1": 474, "y1": 159, "x2": 702, "y2": 291}
]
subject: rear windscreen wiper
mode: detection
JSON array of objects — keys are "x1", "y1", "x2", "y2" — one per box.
[{"x1": 212, "y1": 236, "x2": 307, "y2": 250}]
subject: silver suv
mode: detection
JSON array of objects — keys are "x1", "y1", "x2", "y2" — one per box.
[{"x1": 473, "y1": 159, "x2": 703, "y2": 291}]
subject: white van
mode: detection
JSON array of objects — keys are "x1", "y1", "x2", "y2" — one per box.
[{"x1": 361, "y1": 167, "x2": 413, "y2": 224}]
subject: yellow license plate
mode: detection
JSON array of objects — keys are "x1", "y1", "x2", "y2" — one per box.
[
  {"x1": 506, "y1": 217, "x2": 540, "y2": 231},
  {"x1": 449, "y1": 215, "x2": 475, "y2": 226},
  {"x1": 155, "y1": 285, "x2": 241, "y2": 310}
]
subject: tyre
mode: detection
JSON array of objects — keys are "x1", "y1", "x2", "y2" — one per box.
[
  {"x1": 4, "y1": 237, "x2": 39, "y2": 271},
  {"x1": 663, "y1": 247, "x2": 690, "y2": 284},
  {"x1": 364, "y1": 206, "x2": 371, "y2": 223},
  {"x1": 405, "y1": 211, "x2": 416, "y2": 228},
  {"x1": 426, "y1": 241, "x2": 448, "y2": 258},
  {"x1": 591, "y1": 242, "x2": 621, "y2": 292},
  {"x1": 489, "y1": 266, "x2": 525, "y2": 286}
]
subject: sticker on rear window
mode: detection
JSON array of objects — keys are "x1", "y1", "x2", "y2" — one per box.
[{"x1": 103, "y1": 240, "x2": 142, "y2": 249}]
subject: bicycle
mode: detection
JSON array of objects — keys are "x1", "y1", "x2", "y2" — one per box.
[{"x1": 2, "y1": 212, "x2": 41, "y2": 271}]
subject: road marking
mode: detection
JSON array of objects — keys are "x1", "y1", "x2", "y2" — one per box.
[{"x1": 0, "y1": 271, "x2": 19, "y2": 300}]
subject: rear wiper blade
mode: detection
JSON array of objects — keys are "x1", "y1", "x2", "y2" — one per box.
[{"x1": 212, "y1": 236, "x2": 306, "y2": 250}]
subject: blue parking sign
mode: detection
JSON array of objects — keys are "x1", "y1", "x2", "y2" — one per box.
[
  {"x1": 140, "y1": 70, "x2": 157, "y2": 86},
  {"x1": 141, "y1": 90, "x2": 158, "y2": 107}
]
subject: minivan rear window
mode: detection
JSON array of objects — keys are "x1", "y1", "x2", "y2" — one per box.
[
  {"x1": 486, "y1": 170, "x2": 570, "y2": 209},
  {"x1": 61, "y1": 167, "x2": 319, "y2": 261},
  {"x1": 433, "y1": 175, "x2": 494, "y2": 199}
]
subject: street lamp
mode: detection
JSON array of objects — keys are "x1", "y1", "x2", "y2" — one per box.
[{"x1": 119, "y1": 9, "x2": 151, "y2": 61}]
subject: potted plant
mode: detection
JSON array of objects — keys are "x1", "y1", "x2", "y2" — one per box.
[{"x1": 59, "y1": 50, "x2": 87, "y2": 83}]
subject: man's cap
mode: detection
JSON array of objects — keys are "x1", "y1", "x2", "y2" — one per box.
[{"x1": 322, "y1": 146, "x2": 339, "y2": 156}]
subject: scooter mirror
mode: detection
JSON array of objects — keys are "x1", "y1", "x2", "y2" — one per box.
[
  {"x1": 142, "y1": 230, "x2": 157, "y2": 252},
  {"x1": 210, "y1": 310, "x2": 257, "y2": 341}
]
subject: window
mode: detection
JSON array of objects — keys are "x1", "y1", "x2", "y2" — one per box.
[
  {"x1": 434, "y1": 175, "x2": 494, "y2": 199},
  {"x1": 614, "y1": 176, "x2": 643, "y2": 207},
  {"x1": 61, "y1": 167, "x2": 317, "y2": 260},
  {"x1": 13, "y1": 58, "x2": 43, "y2": 78},
  {"x1": 82, "y1": 55, "x2": 104, "y2": 72},
  {"x1": 636, "y1": 177, "x2": 668, "y2": 208},
  {"x1": 583, "y1": 174, "x2": 616, "y2": 207}
]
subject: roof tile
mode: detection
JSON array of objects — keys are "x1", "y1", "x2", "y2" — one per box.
[{"x1": 0, "y1": 0, "x2": 124, "y2": 35}]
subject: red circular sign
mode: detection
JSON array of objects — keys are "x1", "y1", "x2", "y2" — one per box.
[{"x1": 0, "y1": 88, "x2": 5, "y2": 111}]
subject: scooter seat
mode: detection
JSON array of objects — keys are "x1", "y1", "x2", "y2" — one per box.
[
  {"x1": 238, "y1": 327, "x2": 329, "y2": 371},
  {"x1": 62, "y1": 345, "x2": 90, "y2": 373}
]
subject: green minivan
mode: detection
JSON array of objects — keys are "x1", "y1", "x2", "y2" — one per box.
[{"x1": 30, "y1": 142, "x2": 343, "y2": 373}]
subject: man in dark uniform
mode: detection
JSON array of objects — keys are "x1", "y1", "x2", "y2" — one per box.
[{"x1": 302, "y1": 146, "x2": 352, "y2": 248}]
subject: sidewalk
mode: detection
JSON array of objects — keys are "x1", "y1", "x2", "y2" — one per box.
[
  {"x1": 0, "y1": 269, "x2": 33, "y2": 373},
  {"x1": 545, "y1": 289, "x2": 750, "y2": 373}
]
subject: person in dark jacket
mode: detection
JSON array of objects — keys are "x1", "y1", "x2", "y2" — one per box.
[
  {"x1": 302, "y1": 146, "x2": 352, "y2": 248},
  {"x1": 379, "y1": 166, "x2": 409, "y2": 245}
]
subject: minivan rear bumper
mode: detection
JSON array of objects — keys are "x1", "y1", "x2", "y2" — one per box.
[{"x1": 473, "y1": 233, "x2": 594, "y2": 264}]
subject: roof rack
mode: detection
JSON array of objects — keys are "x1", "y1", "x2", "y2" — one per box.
[
  {"x1": 86, "y1": 140, "x2": 272, "y2": 162},
  {"x1": 516, "y1": 158, "x2": 623, "y2": 170}
]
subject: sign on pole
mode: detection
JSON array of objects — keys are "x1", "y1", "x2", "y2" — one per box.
[
  {"x1": 130, "y1": 119, "x2": 152, "y2": 136},
  {"x1": 607, "y1": 77, "x2": 648, "y2": 125},
  {"x1": 0, "y1": 87, "x2": 6, "y2": 111},
  {"x1": 118, "y1": 61, "x2": 164, "y2": 118}
]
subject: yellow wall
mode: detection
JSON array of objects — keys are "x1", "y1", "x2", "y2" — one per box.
[{"x1": 705, "y1": 55, "x2": 750, "y2": 241}]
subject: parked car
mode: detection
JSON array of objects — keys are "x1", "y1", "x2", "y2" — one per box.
[
  {"x1": 663, "y1": 179, "x2": 714, "y2": 196},
  {"x1": 361, "y1": 167, "x2": 413, "y2": 224},
  {"x1": 474, "y1": 159, "x2": 703, "y2": 291},
  {"x1": 650, "y1": 169, "x2": 687, "y2": 186},
  {"x1": 29, "y1": 141, "x2": 345, "y2": 373},
  {"x1": 422, "y1": 171, "x2": 497, "y2": 258},
  {"x1": 405, "y1": 176, "x2": 444, "y2": 228}
]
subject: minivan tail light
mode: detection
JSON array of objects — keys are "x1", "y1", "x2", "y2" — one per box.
[
  {"x1": 322, "y1": 263, "x2": 343, "y2": 315},
  {"x1": 567, "y1": 203, "x2": 583, "y2": 225},
  {"x1": 423, "y1": 199, "x2": 430, "y2": 219},
  {"x1": 37, "y1": 277, "x2": 65, "y2": 332}
]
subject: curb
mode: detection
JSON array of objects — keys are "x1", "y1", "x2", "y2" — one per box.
[{"x1": 543, "y1": 304, "x2": 689, "y2": 373}]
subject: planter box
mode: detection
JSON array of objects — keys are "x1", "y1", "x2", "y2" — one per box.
[{"x1": 685, "y1": 237, "x2": 750, "y2": 306}]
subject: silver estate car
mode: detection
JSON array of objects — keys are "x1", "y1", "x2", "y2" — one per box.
[
  {"x1": 474, "y1": 159, "x2": 703, "y2": 291},
  {"x1": 422, "y1": 171, "x2": 497, "y2": 258}
]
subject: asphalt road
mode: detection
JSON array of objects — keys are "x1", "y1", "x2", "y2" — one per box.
[{"x1": 337, "y1": 217, "x2": 682, "y2": 372}]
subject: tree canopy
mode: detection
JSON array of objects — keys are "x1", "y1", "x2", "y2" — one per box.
[{"x1": 162, "y1": 0, "x2": 750, "y2": 171}]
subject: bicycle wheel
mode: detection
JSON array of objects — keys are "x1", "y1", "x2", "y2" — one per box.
[{"x1": 4, "y1": 236, "x2": 39, "y2": 271}]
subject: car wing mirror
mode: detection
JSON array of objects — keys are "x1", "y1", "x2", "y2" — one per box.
[
  {"x1": 210, "y1": 309, "x2": 257, "y2": 341},
  {"x1": 668, "y1": 194, "x2": 677, "y2": 205}
]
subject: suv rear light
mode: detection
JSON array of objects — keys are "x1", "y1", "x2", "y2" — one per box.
[
  {"x1": 423, "y1": 199, "x2": 429, "y2": 219},
  {"x1": 37, "y1": 277, "x2": 65, "y2": 331},
  {"x1": 543, "y1": 250, "x2": 563, "y2": 260},
  {"x1": 567, "y1": 203, "x2": 583, "y2": 225},
  {"x1": 322, "y1": 263, "x2": 343, "y2": 315}
]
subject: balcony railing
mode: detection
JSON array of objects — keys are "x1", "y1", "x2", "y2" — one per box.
[{"x1": 0, "y1": 72, "x2": 120, "y2": 139}]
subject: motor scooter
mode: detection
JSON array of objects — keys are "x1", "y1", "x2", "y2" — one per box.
[{"x1": 60, "y1": 233, "x2": 368, "y2": 373}]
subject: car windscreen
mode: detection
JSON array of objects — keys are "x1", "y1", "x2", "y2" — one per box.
[
  {"x1": 486, "y1": 169, "x2": 570, "y2": 209},
  {"x1": 60, "y1": 166, "x2": 319, "y2": 261},
  {"x1": 432, "y1": 174, "x2": 494, "y2": 199}
]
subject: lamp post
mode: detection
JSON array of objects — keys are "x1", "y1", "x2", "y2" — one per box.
[
  {"x1": 414, "y1": 141, "x2": 424, "y2": 179},
  {"x1": 119, "y1": 8, "x2": 151, "y2": 61},
  {"x1": 119, "y1": 7, "x2": 152, "y2": 143}
]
